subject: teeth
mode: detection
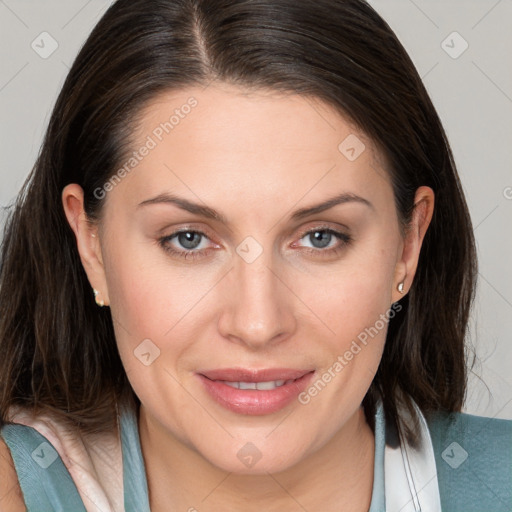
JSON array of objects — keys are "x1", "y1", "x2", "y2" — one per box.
[
  {"x1": 256, "y1": 380, "x2": 285, "y2": 390},
  {"x1": 222, "y1": 379, "x2": 288, "y2": 390}
]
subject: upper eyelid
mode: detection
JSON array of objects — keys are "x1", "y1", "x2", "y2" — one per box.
[{"x1": 295, "y1": 223, "x2": 349, "y2": 237}]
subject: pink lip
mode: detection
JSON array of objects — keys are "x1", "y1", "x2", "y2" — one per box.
[{"x1": 197, "y1": 368, "x2": 315, "y2": 415}]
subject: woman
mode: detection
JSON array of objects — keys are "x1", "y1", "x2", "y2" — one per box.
[{"x1": 0, "y1": 0, "x2": 510, "y2": 511}]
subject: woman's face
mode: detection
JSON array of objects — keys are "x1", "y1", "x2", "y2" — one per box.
[{"x1": 66, "y1": 82, "x2": 432, "y2": 474}]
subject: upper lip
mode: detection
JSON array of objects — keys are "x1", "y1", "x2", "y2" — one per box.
[{"x1": 199, "y1": 368, "x2": 314, "y2": 382}]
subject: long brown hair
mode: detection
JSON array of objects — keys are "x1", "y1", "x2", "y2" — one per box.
[{"x1": 0, "y1": 0, "x2": 477, "y2": 441}]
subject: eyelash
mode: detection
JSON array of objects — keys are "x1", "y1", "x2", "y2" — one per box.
[{"x1": 158, "y1": 225, "x2": 352, "y2": 261}]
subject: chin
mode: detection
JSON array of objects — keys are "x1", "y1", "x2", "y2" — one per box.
[{"x1": 208, "y1": 452, "x2": 301, "y2": 476}]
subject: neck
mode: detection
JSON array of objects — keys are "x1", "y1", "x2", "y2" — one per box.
[{"x1": 138, "y1": 405, "x2": 375, "y2": 512}]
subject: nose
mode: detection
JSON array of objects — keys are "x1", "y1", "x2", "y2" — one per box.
[{"x1": 217, "y1": 246, "x2": 297, "y2": 350}]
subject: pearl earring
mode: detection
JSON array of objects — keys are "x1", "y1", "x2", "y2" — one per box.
[
  {"x1": 93, "y1": 288, "x2": 105, "y2": 307},
  {"x1": 397, "y1": 282, "x2": 405, "y2": 294}
]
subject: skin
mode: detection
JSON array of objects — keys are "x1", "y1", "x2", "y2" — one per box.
[
  {"x1": 62, "y1": 82, "x2": 434, "y2": 512},
  {"x1": 0, "y1": 438, "x2": 26, "y2": 511}
]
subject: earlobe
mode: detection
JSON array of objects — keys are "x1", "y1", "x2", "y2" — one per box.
[
  {"x1": 61, "y1": 184, "x2": 110, "y2": 307},
  {"x1": 93, "y1": 288, "x2": 106, "y2": 307},
  {"x1": 393, "y1": 258, "x2": 408, "y2": 300}
]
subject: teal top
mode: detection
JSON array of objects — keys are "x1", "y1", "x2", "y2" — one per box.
[
  {"x1": 1, "y1": 402, "x2": 511, "y2": 511},
  {"x1": 427, "y1": 408, "x2": 512, "y2": 511}
]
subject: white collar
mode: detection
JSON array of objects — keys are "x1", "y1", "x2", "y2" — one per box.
[{"x1": 384, "y1": 398, "x2": 442, "y2": 511}]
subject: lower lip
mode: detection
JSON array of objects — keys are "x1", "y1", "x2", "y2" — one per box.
[{"x1": 197, "y1": 372, "x2": 315, "y2": 415}]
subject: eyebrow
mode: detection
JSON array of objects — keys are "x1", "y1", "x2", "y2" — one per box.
[{"x1": 137, "y1": 192, "x2": 373, "y2": 224}]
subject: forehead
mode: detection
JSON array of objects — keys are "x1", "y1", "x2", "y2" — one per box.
[{"x1": 106, "y1": 82, "x2": 392, "y2": 218}]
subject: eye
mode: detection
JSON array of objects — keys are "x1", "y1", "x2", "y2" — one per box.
[
  {"x1": 158, "y1": 229, "x2": 214, "y2": 260},
  {"x1": 293, "y1": 226, "x2": 352, "y2": 258}
]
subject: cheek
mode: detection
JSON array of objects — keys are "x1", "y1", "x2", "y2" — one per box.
[
  {"x1": 296, "y1": 234, "x2": 398, "y2": 397},
  {"x1": 310, "y1": 283, "x2": 390, "y2": 391},
  {"x1": 103, "y1": 232, "x2": 207, "y2": 336},
  {"x1": 102, "y1": 240, "x2": 221, "y2": 389},
  {"x1": 294, "y1": 258, "x2": 395, "y2": 419},
  {"x1": 301, "y1": 237, "x2": 397, "y2": 336}
]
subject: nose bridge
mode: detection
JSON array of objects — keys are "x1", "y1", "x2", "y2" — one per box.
[{"x1": 218, "y1": 236, "x2": 295, "y2": 348}]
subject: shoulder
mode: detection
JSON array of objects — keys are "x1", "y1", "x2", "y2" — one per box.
[
  {"x1": 0, "y1": 436, "x2": 27, "y2": 511},
  {"x1": 425, "y1": 409, "x2": 512, "y2": 512},
  {"x1": 0, "y1": 420, "x2": 86, "y2": 511}
]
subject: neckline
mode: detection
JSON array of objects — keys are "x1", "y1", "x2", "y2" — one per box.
[{"x1": 119, "y1": 400, "x2": 386, "y2": 512}]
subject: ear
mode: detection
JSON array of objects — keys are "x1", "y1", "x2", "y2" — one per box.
[
  {"x1": 61, "y1": 184, "x2": 110, "y2": 307},
  {"x1": 392, "y1": 186, "x2": 435, "y2": 303}
]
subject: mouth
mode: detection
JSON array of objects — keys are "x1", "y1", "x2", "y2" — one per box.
[{"x1": 197, "y1": 368, "x2": 315, "y2": 415}]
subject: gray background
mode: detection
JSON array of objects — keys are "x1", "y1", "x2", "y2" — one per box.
[{"x1": 1, "y1": 0, "x2": 511, "y2": 418}]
